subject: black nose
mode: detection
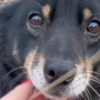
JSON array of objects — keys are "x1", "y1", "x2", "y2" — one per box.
[{"x1": 44, "y1": 60, "x2": 75, "y2": 84}]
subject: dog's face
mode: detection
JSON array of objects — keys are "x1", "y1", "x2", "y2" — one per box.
[{"x1": 1, "y1": 0, "x2": 100, "y2": 99}]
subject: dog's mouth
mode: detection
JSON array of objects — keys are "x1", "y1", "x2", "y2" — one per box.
[
  {"x1": 26, "y1": 58, "x2": 91, "y2": 100},
  {"x1": 29, "y1": 70, "x2": 90, "y2": 100},
  {"x1": 59, "y1": 75, "x2": 75, "y2": 86},
  {"x1": 24, "y1": 51, "x2": 96, "y2": 100}
]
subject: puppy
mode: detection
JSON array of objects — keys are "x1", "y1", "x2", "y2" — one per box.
[{"x1": 0, "y1": 0, "x2": 100, "y2": 99}]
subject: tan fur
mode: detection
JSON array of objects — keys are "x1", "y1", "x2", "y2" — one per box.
[
  {"x1": 24, "y1": 48, "x2": 38, "y2": 79},
  {"x1": 76, "y1": 57, "x2": 92, "y2": 71},
  {"x1": 75, "y1": 57, "x2": 92, "y2": 84},
  {"x1": 42, "y1": 4, "x2": 51, "y2": 19},
  {"x1": 83, "y1": 8, "x2": 92, "y2": 21},
  {"x1": 24, "y1": 51, "x2": 36, "y2": 69},
  {"x1": 81, "y1": 8, "x2": 92, "y2": 30}
]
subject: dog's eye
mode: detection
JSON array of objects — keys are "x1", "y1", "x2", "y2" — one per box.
[
  {"x1": 87, "y1": 21, "x2": 100, "y2": 34},
  {"x1": 29, "y1": 14, "x2": 44, "y2": 25}
]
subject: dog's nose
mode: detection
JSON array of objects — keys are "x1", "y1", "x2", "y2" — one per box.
[{"x1": 44, "y1": 60, "x2": 75, "y2": 84}]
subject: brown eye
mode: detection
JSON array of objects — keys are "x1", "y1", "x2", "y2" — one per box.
[
  {"x1": 29, "y1": 14, "x2": 44, "y2": 25},
  {"x1": 87, "y1": 21, "x2": 100, "y2": 34}
]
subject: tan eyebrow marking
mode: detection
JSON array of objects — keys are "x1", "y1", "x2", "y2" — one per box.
[
  {"x1": 83, "y1": 8, "x2": 92, "y2": 21},
  {"x1": 42, "y1": 4, "x2": 51, "y2": 19}
]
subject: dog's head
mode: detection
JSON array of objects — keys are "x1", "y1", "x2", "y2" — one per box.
[{"x1": 1, "y1": 0, "x2": 100, "y2": 99}]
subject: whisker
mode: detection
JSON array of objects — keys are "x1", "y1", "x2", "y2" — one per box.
[
  {"x1": 10, "y1": 72, "x2": 27, "y2": 89},
  {"x1": 80, "y1": 93, "x2": 87, "y2": 100},
  {"x1": 86, "y1": 71, "x2": 100, "y2": 75},
  {"x1": 5, "y1": 67, "x2": 24, "y2": 77},
  {"x1": 28, "y1": 1, "x2": 43, "y2": 8},
  {"x1": 86, "y1": 88, "x2": 92, "y2": 100},
  {"x1": 88, "y1": 74, "x2": 100, "y2": 83},
  {"x1": 89, "y1": 78, "x2": 100, "y2": 85},
  {"x1": 3, "y1": 66, "x2": 24, "y2": 81},
  {"x1": 86, "y1": 74, "x2": 100, "y2": 87},
  {"x1": 84, "y1": 89, "x2": 90, "y2": 100},
  {"x1": 75, "y1": 64, "x2": 84, "y2": 72},
  {"x1": 77, "y1": 87, "x2": 87, "y2": 100},
  {"x1": 12, "y1": 72, "x2": 27, "y2": 83},
  {"x1": 30, "y1": 68, "x2": 76, "y2": 100},
  {"x1": 75, "y1": 64, "x2": 81, "y2": 70},
  {"x1": 85, "y1": 83, "x2": 100, "y2": 98},
  {"x1": 71, "y1": 88, "x2": 80, "y2": 100}
]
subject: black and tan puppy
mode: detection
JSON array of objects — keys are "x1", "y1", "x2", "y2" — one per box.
[{"x1": 1, "y1": 0, "x2": 100, "y2": 99}]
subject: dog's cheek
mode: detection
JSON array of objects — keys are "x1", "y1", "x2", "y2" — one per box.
[
  {"x1": 24, "y1": 49, "x2": 38, "y2": 79},
  {"x1": 23, "y1": 48, "x2": 47, "y2": 89}
]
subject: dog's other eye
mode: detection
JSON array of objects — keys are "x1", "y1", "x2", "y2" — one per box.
[
  {"x1": 29, "y1": 14, "x2": 44, "y2": 26},
  {"x1": 87, "y1": 21, "x2": 100, "y2": 34}
]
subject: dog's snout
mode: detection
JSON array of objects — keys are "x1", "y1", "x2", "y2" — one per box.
[{"x1": 44, "y1": 60, "x2": 75, "y2": 84}]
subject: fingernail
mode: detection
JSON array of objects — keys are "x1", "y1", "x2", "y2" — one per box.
[{"x1": 22, "y1": 80, "x2": 31, "y2": 84}]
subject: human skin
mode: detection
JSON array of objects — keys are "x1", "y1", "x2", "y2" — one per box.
[
  {"x1": 0, "y1": 80, "x2": 67, "y2": 100},
  {"x1": 0, "y1": 80, "x2": 45, "y2": 100}
]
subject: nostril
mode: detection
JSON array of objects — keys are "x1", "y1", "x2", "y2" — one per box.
[
  {"x1": 62, "y1": 81, "x2": 68, "y2": 85},
  {"x1": 45, "y1": 69, "x2": 57, "y2": 83},
  {"x1": 48, "y1": 70, "x2": 56, "y2": 77}
]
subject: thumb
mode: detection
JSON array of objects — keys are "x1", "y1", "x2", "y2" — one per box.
[{"x1": 1, "y1": 80, "x2": 33, "y2": 100}]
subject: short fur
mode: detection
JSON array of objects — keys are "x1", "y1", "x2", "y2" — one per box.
[{"x1": 0, "y1": 0, "x2": 100, "y2": 99}]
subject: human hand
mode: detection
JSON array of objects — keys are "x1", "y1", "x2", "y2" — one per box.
[
  {"x1": 0, "y1": 80, "x2": 44, "y2": 100},
  {"x1": 0, "y1": 80, "x2": 68, "y2": 100}
]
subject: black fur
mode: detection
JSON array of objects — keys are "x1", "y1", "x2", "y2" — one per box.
[{"x1": 0, "y1": 0, "x2": 100, "y2": 99}]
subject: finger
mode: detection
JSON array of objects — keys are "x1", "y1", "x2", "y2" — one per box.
[
  {"x1": 33, "y1": 95, "x2": 45, "y2": 100},
  {"x1": 29, "y1": 89, "x2": 45, "y2": 100},
  {"x1": 1, "y1": 80, "x2": 33, "y2": 100}
]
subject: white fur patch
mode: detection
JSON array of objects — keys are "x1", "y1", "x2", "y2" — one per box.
[
  {"x1": 29, "y1": 57, "x2": 48, "y2": 89},
  {"x1": 29, "y1": 58, "x2": 90, "y2": 98},
  {"x1": 66, "y1": 71, "x2": 89, "y2": 97}
]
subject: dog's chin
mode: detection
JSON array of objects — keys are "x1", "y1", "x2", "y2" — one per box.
[
  {"x1": 45, "y1": 85, "x2": 78, "y2": 99},
  {"x1": 33, "y1": 85, "x2": 79, "y2": 100}
]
